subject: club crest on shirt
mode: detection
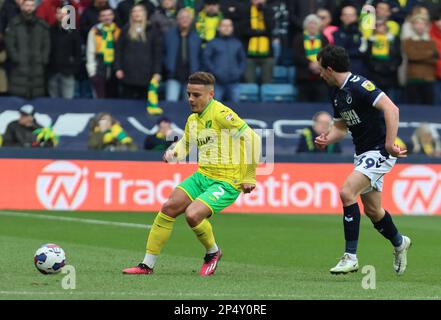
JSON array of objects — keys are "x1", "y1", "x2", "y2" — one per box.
[
  {"x1": 361, "y1": 80, "x2": 376, "y2": 91},
  {"x1": 205, "y1": 120, "x2": 212, "y2": 128}
]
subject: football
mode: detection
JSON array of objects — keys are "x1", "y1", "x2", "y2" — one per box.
[{"x1": 34, "y1": 244, "x2": 66, "y2": 274}]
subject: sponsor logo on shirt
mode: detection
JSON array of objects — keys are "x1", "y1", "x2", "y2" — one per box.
[
  {"x1": 361, "y1": 80, "x2": 376, "y2": 91},
  {"x1": 341, "y1": 109, "x2": 361, "y2": 126}
]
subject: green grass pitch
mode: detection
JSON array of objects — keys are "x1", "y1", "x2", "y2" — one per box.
[{"x1": 0, "y1": 210, "x2": 440, "y2": 300}]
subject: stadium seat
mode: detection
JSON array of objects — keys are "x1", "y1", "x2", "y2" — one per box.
[
  {"x1": 238, "y1": 83, "x2": 260, "y2": 102},
  {"x1": 260, "y1": 83, "x2": 297, "y2": 102},
  {"x1": 288, "y1": 67, "x2": 296, "y2": 83},
  {"x1": 272, "y1": 66, "x2": 289, "y2": 83}
]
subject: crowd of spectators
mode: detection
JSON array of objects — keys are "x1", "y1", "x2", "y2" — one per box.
[{"x1": 0, "y1": 0, "x2": 439, "y2": 104}]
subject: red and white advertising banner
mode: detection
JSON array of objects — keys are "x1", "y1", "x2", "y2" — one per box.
[{"x1": 1, "y1": 159, "x2": 440, "y2": 215}]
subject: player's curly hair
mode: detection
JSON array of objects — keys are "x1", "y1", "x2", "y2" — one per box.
[
  {"x1": 317, "y1": 45, "x2": 350, "y2": 72},
  {"x1": 188, "y1": 72, "x2": 216, "y2": 86}
]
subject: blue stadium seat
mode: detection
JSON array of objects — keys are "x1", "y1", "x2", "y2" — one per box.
[
  {"x1": 272, "y1": 66, "x2": 289, "y2": 83},
  {"x1": 260, "y1": 84, "x2": 297, "y2": 102},
  {"x1": 238, "y1": 83, "x2": 260, "y2": 102},
  {"x1": 288, "y1": 67, "x2": 296, "y2": 83}
]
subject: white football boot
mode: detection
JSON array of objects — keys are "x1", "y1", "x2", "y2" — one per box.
[
  {"x1": 330, "y1": 253, "x2": 359, "y2": 275},
  {"x1": 393, "y1": 235, "x2": 412, "y2": 276}
]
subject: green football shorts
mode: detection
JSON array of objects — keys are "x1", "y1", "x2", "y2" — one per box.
[{"x1": 177, "y1": 171, "x2": 241, "y2": 214}]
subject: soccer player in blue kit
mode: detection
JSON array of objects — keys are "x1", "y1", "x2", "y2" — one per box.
[{"x1": 315, "y1": 45, "x2": 411, "y2": 275}]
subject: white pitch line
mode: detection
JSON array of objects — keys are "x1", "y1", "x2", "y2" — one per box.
[
  {"x1": 0, "y1": 291, "x2": 439, "y2": 300},
  {"x1": 0, "y1": 211, "x2": 151, "y2": 229}
]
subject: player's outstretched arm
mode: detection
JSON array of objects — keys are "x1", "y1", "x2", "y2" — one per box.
[
  {"x1": 374, "y1": 94, "x2": 407, "y2": 158},
  {"x1": 315, "y1": 120, "x2": 348, "y2": 150}
]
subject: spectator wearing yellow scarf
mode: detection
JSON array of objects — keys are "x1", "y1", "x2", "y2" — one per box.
[
  {"x1": 364, "y1": 19, "x2": 402, "y2": 100},
  {"x1": 86, "y1": 7, "x2": 121, "y2": 98},
  {"x1": 195, "y1": 0, "x2": 223, "y2": 46},
  {"x1": 88, "y1": 112, "x2": 138, "y2": 151},
  {"x1": 244, "y1": 0, "x2": 274, "y2": 84},
  {"x1": 293, "y1": 14, "x2": 329, "y2": 102}
]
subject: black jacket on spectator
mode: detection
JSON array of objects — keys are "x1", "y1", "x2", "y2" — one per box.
[
  {"x1": 5, "y1": 14, "x2": 50, "y2": 99},
  {"x1": 220, "y1": 0, "x2": 246, "y2": 37},
  {"x1": 365, "y1": 35, "x2": 402, "y2": 90},
  {"x1": 333, "y1": 22, "x2": 366, "y2": 75},
  {"x1": 115, "y1": 0, "x2": 155, "y2": 28},
  {"x1": 292, "y1": 32, "x2": 329, "y2": 82},
  {"x1": 288, "y1": 0, "x2": 335, "y2": 34},
  {"x1": 149, "y1": 6, "x2": 177, "y2": 33},
  {"x1": 49, "y1": 24, "x2": 81, "y2": 76},
  {"x1": 114, "y1": 24, "x2": 162, "y2": 87},
  {"x1": 240, "y1": 2, "x2": 275, "y2": 58},
  {"x1": 3, "y1": 120, "x2": 42, "y2": 147},
  {"x1": 0, "y1": 0, "x2": 20, "y2": 33},
  {"x1": 79, "y1": 3, "x2": 100, "y2": 41}
]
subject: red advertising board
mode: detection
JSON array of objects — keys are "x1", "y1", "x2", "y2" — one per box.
[{"x1": 1, "y1": 159, "x2": 440, "y2": 215}]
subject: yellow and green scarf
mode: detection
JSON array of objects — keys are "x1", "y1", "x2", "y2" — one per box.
[
  {"x1": 146, "y1": 77, "x2": 163, "y2": 115},
  {"x1": 103, "y1": 123, "x2": 133, "y2": 145},
  {"x1": 33, "y1": 127, "x2": 59, "y2": 146},
  {"x1": 303, "y1": 32, "x2": 322, "y2": 62},
  {"x1": 97, "y1": 23, "x2": 117, "y2": 65},
  {"x1": 371, "y1": 34, "x2": 390, "y2": 60},
  {"x1": 196, "y1": 11, "x2": 223, "y2": 43},
  {"x1": 248, "y1": 5, "x2": 270, "y2": 57}
]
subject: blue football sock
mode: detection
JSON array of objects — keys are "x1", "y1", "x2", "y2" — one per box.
[
  {"x1": 373, "y1": 211, "x2": 403, "y2": 247},
  {"x1": 343, "y1": 203, "x2": 361, "y2": 254}
]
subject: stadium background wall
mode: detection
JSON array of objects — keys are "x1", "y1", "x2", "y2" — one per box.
[
  {"x1": 0, "y1": 152, "x2": 440, "y2": 215},
  {"x1": 1, "y1": 97, "x2": 440, "y2": 215},
  {"x1": 0, "y1": 97, "x2": 441, "y2": 155}
]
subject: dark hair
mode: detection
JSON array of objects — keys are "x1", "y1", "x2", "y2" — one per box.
[
  {"x1": 157, "y1": 116, "x2": 171, "y2": 125},
  {"x1": 317, "y1": 45, "x2": 350, "y2": 72},
  {"x1": 188, "y1": 72, "x2": 216, "y2": 86},
  {"x1": 89, "y1": 112, "x2": 116, "y2": 131},
  {"x1": 375, "y1": 0, "x2": 391, "y2": 9},
  {"x1": 204, "y1": 0, "x2": 219, "y2": 5},
  {"x1": 98, "y1": 6, "x2": 113, "y2": 14}
]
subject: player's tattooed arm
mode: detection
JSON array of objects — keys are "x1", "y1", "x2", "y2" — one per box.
[
  {"x1": 314, "y1": 120, "x2": 348, "y2": 150},
  {"x1": 374, "y1": 94, "x2": 407, "y2": 158}
]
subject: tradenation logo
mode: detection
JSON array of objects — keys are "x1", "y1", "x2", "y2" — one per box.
[
  {"x1": 393, "y1": 165, "x2": 441, "y2": 215},
  {"x1": 37, "y1": 161, "x2": 88, "y2": 210}
]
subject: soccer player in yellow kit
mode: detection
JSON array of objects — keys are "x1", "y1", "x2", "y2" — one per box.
[{"x1": 123, "y1": 72, "x2": 261, "y2": 276}]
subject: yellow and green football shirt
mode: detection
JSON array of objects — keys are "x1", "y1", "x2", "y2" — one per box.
[{"x1": 172, "y1": 99, "x2": 260, "y2": 190}]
